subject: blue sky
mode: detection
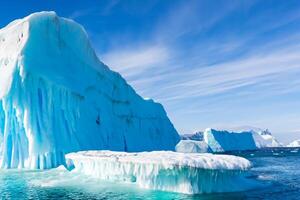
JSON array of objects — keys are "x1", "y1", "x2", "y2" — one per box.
[{"x1": 1, "y1": 0, "x2": 300, "y2": 143}]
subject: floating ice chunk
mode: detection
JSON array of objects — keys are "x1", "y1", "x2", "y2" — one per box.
[{"x1": 66, "y1": 151, "x2": 253, "y2": 194}]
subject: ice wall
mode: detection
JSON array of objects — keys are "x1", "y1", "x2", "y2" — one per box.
[
  {"x1": 0, "y1": 12, "x2": 179, "y2": 169},
  {"x1": 230, "y1": 127, "x2": 282, "y2": 148},
  {"x1": 66, "y1": 151, "x2": 253, "y2": 194},
  {"x1": 204, "y1": 128, "x2": 258, "y2": 152}
]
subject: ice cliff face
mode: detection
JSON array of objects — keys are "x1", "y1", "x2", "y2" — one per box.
[
  {"x1": 231, "y1": 126, "x2": 282, "y2": 148},
  {"x1": 204, "y1": 128, "x2": 258, "y2": 152},
  {"x1": 176, "y1": 127, "x2": 282, "y2": 153},
  {"x1": 0, "y1": 12, "x2": 179, "y2": 169}
]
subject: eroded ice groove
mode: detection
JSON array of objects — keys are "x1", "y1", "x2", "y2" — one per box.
[
  {"x1": 0, "y1": 12, "x2": 179, "y2": 169},
  {"x1": 66, "y1": 151, "x2": 253, "y2": 194}
]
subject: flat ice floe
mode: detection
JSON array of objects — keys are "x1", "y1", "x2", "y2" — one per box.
[{"x1": 66, "y1": 151, "x2": 253, "y2": 194}]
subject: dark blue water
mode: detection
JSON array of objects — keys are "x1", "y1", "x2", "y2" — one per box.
[{"x1": 0, "y1": 148, "x2": 299, "y2": 200}]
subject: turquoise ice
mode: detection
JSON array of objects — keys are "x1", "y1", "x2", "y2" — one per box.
[{"x1": 0, "y1": 12, "x2": 179, "y2": 169}]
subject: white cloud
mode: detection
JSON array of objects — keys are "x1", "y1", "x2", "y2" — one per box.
[
  {"x1": 92, "y1": 1, "x2": 300, "y2": 139},
  {"x1": 100, "y1": 45, "x2": 170, "y2": 78}
]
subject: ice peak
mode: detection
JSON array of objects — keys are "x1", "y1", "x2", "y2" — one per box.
[{"x1": 0, "y1": 13, "x2": 179, "y2": 169}]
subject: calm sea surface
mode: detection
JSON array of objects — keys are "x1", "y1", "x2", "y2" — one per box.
[{"x1": 0, "y1": 148, "x2": 299, "y2": 200}]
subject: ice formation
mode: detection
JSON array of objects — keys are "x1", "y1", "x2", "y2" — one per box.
[
  {"x1": 287, "y1": 140, "x2": 300, "y2": 147},
  {"x1": 204, "y1": 128, "x2": 258, "y2": 152},
  {"x1": 0, "y1": 12, "x2": 179, "y2": 169},
  {"x1": 202, "y1": 127, "x2": 282, "y2": 152},
  {"x1": 180, "y1": 131, "x2": 204, "y2": 141},
  {"x1": 66, "y1": 151, "x2": 253, "y2": 194},
  {"x1": 231, "y1": 126, "x2": 282, "y2": 148},
  {"x1": 175, "y1": 140, "x2": 211, "y2": 153}
]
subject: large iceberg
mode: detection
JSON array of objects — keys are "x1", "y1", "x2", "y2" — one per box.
[
  {"x1": 66, "y1": 151, "x2": 253, "y2": 194},
  {"x1": 0, "y1": 12, "x2": 179, "y2": 169}
]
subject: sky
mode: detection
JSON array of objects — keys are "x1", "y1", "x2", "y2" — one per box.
[{"x1": 1, "y1": 0, "x2": 300, "y2": 143}]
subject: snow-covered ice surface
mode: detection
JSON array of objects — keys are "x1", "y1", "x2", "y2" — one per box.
[
  {"x1": 287, "y1": 140, "x2": 300, "y2": 147},
  {"x1": 0, "y1": 12, "x2": 179, "y2": 169},
  {"x1": 66, "y1": 150, "x2": 254, "y2": 194},
  {"x1": 175, "y1": 140, "x2": 211, "y2": 153}
]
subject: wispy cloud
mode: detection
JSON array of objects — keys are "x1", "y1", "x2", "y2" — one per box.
[
  {"x1": 68, "y1": 0, "x2": 120, "y2": 20},
  {"x1": 95, "y1": 1, "x2": 300, "y2": 141},
  {"x1": 101, "y1": 45, "x2": 170, "y2": 78},
  {"x1": 68, "y1": 9, "x2": 94, "y2": 20},
  {"x1": 156, "y1": 42, "x2": 300, "y2": 101},
  {"x1": 102, "y1": 33, "x2": 300, "y2": 108}
]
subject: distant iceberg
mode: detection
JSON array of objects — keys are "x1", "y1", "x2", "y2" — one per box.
[
  {"x1": 178, "y1": 127, "x2": 282, "y2": 153},
  {"x1": 66, "y1": 151, "x2": 253, "y2": 194},
  {"x1": 230, "y1": 126, "x2": 282, "y2": 148},
  {"x1": 287, "y1": 140, "x2": 300, "y2": 147},
  {"x1": 204, "y1": 128, "x2": 258, "y2": 152},
  {"x1": 175, "y1": 140, "x2": 211, "y2": 153},
  {"x1": 180, "y1": 131, "x2": 204, "y2": 141},
  {"x1": 0, "y1": 12, "x2": 179, "y2": 169}
]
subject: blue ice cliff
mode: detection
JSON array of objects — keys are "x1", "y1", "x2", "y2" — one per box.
[{"x1": 0, "y1": 12, "x2": 180, "y2": 169}]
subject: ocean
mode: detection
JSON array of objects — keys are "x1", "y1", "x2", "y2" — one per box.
[{"x1": 0, "y1": 148, "x2": 299, "y2": 200}]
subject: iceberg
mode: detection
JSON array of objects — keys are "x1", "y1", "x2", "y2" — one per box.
[
  {"x1": 231, "y1": 126, "x2": 282, "y2": 148},
  {"x1": 66, "y1": 151, "x2": 253, "y2": 194},
  {"x1": 180, "y1": 131, "x2": 204, "y2": 141},
  {"x1": 0, "y1": 12, "x2": 179, "y2": 169},
  {"x1": 204, "y1": 128, "x2": 258, "y2": 152},
  {"x1": 175, "y1": 140, "x2": 211, "y2": 153},
  {"x1": 287, "y1": 140, "x2": 300, "y2": 147},
  {"x1": 202, "y1": 127, "x2": 282, "y2": 153}
]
